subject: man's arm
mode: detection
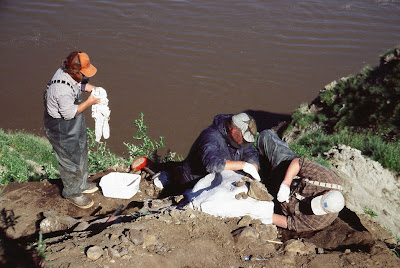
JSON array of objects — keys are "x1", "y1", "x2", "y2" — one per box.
[
  {"x1": 277, "y1": 158, "x2": 301, "y2": 203},
  {"x1": 77, "y1": 93, "x2": 100, "y2": 115},
  {"x1": 281, "y1": 158, "x2": 300, "y2": 187},
  {"x1": 225, "y1": 160, "x2": 260, "y2": 181},
  {"x1": 224, "y1": 160, "x2": 258, "y2": 171}
]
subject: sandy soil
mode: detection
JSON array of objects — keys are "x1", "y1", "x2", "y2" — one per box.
[{"x1": 0, "y1": 169, "x2": 399, "y2": 268}]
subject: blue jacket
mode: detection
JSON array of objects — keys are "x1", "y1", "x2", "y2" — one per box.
[{"x1": 180, "y1": 114, "x2": 259, "y2": 183}]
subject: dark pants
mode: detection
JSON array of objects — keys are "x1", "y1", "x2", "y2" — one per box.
[
  {"x1": 257, "y1": 130, "x2": 298, "y2": 196},
  {"x1": 44, "y1": 111, "x2": 89, "y2": 198}
]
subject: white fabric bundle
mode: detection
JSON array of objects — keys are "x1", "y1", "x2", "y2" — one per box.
[
  {"x1": 185, "y1": 170, "x2": 274, "y2": 224},
  {"x1": 91, "y1": 87, "x2": 110, "y2": 142}
]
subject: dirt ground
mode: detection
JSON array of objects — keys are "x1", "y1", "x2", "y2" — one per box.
[{"x1": 0, "y1": 169, "x2": 399, "y2": 268}]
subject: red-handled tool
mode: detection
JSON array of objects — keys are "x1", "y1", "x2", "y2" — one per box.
[
  {"x1": 130, "y1": 156, "x2": 155, "y2": 176},
  {"x1": 106, "y1": 204, "x2": 124, "y2": 223}
]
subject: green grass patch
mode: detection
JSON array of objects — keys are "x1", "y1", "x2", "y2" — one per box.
[
  {"x1": 0, "y1": 129, "x2": 59, "y2": 184},
  {"x1": 363, "y1": 207, "x2": 378, "y2": 218},
  {"x1": 289, "y1": 129, "x2": 400, "y2": 174}
]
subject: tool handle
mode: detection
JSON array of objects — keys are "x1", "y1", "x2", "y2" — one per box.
[{"x1": 143, "y1": 167, "x2": 155, "y2": 176}]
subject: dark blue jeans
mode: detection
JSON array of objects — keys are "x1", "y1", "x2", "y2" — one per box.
[{"x1": 257, "y1": 130, "x2": 298, "y2": 195}]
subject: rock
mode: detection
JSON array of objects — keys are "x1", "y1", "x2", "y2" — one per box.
[
  {"x1": 284, "y1": 239, "x2": 316, "y2": 255},
  {"x1": 107, "y1": 247, "x2": 121, "y2": 259},
  {"x1": 58, "y1": 216, "x2": 80, "y2": 227},
  {"x1": 150, "y1": 198, "x2": 172, "y2": 209},
  {"x1": 174, "y1": 195, "x2": 184, "y2": 204},
  {"x1": 246, "y1": 180, "x2": 274, "y2": 201},
  {"x1": 255, "y1": 224, "x2": 278, "y2": 241},
  {"x1": 121, "y1": 255, "x2": 132, "y2": 260},
  {"x1": 118, "y1": 247, "x2": 129, "y2": 256},
  {"x1": 119, "y1": 235, "x2": 129, "y2": 244},
  {"x1": 237, "y1": 216, "x2": 252, "y2": 227},
  {"x1": 233, "y1": 180, "x2": 245, "y2": 187},
  {"x1": 145, "y1": 188, "x2": 154, "y2": 196},
  {"x1": 109, "y1": 234, "x2": 119, "y2": 241},
  {"x1": 86, "y1": 246, "x2": 103, "y2": 261},
  {"x1": 39, "y1": 217, "x2": 64, "y2": 233},
  {"x1": 73, "y1": 221, "x2": 90, "y2": 232},
  {"x1": 42, "y1": 211, "x2": 58, "y2": 218},
  {"x1": 143, "y1": 233, "x2": 161, "y2": 248},
  {"x1": 128, "y1": 229, "x2": 144, "y2": 245},
  {"x1": 232, "y1": 227, "x2": 258, "y2": 243},
  {"x1": 169, "y1": 209, "x2": 180, "y2": 219},
  {"x1": 235, "y1": 192, "x2": 248, "y2": 200}
]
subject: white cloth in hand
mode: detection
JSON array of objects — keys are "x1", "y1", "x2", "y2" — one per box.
[
  {"x1": 91, "y1": 87, "x2": 111, "y2": 142},
  {"x1": 242, "y1": 162, "x2": 261, "y2": 181},
  {"x1": 277, "y1": 183, "x2": 290, "y2": 203}
]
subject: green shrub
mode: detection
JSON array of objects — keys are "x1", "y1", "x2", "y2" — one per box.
[
  {"x1": 124, "y1": 113, "x2": 179, "y2": 163},
  {"x1": 87, "y1": 128, "x2": 122, "y2": 173},
  {"x1": 287, "y1": 46, "x2": 400, "y2": 141}
]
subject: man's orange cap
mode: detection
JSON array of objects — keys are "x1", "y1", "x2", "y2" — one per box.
[{"x1": 78, "y1": 52, "x2": 97, "y2": 77}]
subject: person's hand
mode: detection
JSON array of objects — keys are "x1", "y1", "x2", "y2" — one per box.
[
  {"x1": 88, "y1": 93, "x2": 101, "y2": 105},
  {"x1": 277, "y1": 183, "x2": 290, "y2": 203},
  {"x1": 242, "y1": 162, "x2": 261, "y2": 181}
]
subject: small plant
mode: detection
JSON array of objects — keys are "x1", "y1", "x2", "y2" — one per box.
[
  {"x1": 42, "y1": 163, "x2": 59, "y2": 180},
  {"x1": 363, "y1": 207, "x2": 378, "y2": 218},
  {"x1": 87, "y1": 128, "x2": 122, "y2": 173},
  {"x1": 124, "y1": 113, "x2": 178, "y2": 163},
  {"x1": 393, "y1": 237, "x2": 400, "y2": 258},
  {"x1": 32, "y1": 232, "x2": 49, "y2": 260}
]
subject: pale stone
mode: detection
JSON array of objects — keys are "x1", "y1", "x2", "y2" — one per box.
[
  {"x1": 143, "y1": 233, "x2": 160, "y2": 247},
  {"x1": 284, "y1": 239, "x2": 315, "y2": 255},
  {"x1": 246, "y1": 180, "x2": 274, "y2": 201},
  {"x1": 128, "y1": 229, "x2": 144, "y2": 245},
  {"x1": 237, "y1": 215, "x2": 252, "y2": 227},
  {"x1": 39, "y1": 217, "x2": 64, "y2": 233},
  {"x1": 73, "y1": 221, "x2": 90, "y2": 232},
  {"x1": 107, "y1": 247, "x2": 120, "y2": 259},
  {"x1": 86, "y1": 246, "x2": 103, "y2": 261},
  {"x1": 256, "y1": 224, "x2": 278, "y2": 241},
  {"x1": 232, "y1": 226, "x2": 258, "y2": 243}
]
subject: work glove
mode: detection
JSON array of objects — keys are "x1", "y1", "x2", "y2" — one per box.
[
  {"x1": 242, "y1": 162, "x2": 261, "y2": 181},
  {"x1": 277, "y1": 183, "x2": 290, "y2": 203}
]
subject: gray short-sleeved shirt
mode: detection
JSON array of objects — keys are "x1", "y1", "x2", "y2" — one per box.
[{"x1": 45, "y1": 67, "x2": 82, "y2": 120}]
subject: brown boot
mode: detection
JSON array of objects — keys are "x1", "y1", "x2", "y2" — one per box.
[
  {"x1": 82, "y1": 183, "x2": 99, "y2": 194},
  {"x1": 67, "y1": 194, "x2": 94, "y2": 209}
]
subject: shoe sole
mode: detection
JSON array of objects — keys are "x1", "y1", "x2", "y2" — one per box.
[
  {"x1": 82, "y1": 186, "x2": 99, "y2": 194},
  {"x1": 67, "y1": 198, "x2": 94, "y2": 209}
]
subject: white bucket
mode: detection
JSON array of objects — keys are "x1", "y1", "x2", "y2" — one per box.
[{"x1": 99, "y1": 172, "x2": 141, "y2": 199}]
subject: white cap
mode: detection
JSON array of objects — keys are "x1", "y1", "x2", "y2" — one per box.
[
  {"x1": 311, "y1": 190, "x2": 345, "y2": 215},
  {"x1": 231, "y1": 113, "x2": 257, "y2": 143}
]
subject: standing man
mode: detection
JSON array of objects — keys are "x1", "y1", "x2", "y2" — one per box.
[
  {"x1": 44, "y1": 51, "x2": 101, "y2": 209},
  {"x1": 257, "y1": 130, "x2": 345, "y2": 232},
  {"x1": 165, "y1": 113, "x2": 261, "y2": 191}
]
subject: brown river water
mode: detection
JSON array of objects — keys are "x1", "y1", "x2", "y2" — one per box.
[{"x1": 1, "y1": 0, "x2": 399, "y2": 157}]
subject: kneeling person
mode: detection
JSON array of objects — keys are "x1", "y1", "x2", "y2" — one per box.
[
  {"x1": 257, "y1": 130, "x2": 345, "y2": 232},
  {"x1": 167, "y1": 113, "x2": 261, "y2": 191}
]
